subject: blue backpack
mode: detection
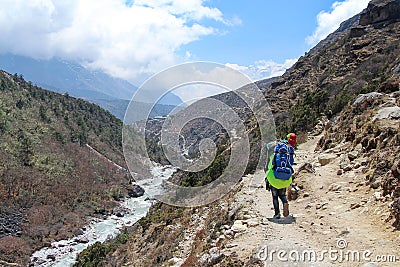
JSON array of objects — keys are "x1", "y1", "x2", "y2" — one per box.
[{"x1": 272, "y1": 142, "x2": 295, "y2": 180}]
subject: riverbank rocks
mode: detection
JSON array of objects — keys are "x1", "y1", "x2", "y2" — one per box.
[
  {"x1": 127, "y1": 184, "x2": 145, "y2": 198},
  {"x1": 0, "y1": 211, "x2": 26, "y2": 238},
  {"x1": 74, "y1": 237, "x2": 89, "y2": 244},
  {"x1": 46, "y1": 255, "x2": 56, "y2": 261}
]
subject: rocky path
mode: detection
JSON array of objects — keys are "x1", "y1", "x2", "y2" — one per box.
[{"x1": 218, "y1": 135, "x2": 400, "y2": 267}]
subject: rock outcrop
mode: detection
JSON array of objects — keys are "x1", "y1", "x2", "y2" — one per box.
[
  {"x1": 318, "y1": 91, "x2": 400, "y2": 228},
  {"x1": 359, "y1": 0, "x2": 400, "y2": 26}
]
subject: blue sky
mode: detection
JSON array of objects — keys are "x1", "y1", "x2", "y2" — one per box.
[
  {"x1": 0, "y1": 0, "x2": 370, "y2": 92},
  {"x1": 180, "y1": 0, "x2": 332, "y2": 64}
]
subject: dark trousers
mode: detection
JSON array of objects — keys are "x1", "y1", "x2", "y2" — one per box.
[{"x1": 271, "y1": 186, "x2": 288, "y2": 215}]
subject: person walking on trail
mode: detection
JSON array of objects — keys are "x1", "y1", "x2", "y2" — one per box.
[{"x1": 265, "y1": 133, "x2": 297, "y2": 219}]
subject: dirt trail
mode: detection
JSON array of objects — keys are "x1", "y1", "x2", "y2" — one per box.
[{"x1": 220, "y1": 135, "x2": 400, "y2": 267}]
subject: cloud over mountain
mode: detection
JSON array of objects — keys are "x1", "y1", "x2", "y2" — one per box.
[{"x1": 0, "y1": 0, "x2": 227, "y2": 81}]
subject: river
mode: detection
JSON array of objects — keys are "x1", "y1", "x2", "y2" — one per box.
[{"x1": 30, "y1": 164, "x2": 176, "y2": 266}]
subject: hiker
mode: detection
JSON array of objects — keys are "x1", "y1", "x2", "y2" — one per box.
[{"x1": 265, "y1": 133, "x2": 297, "y2": 219}]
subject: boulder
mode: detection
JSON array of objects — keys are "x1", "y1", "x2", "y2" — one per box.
[
  {"x1": 115, "y1": 212, "x2": 125, "y2": 218},
  {"x1": 350, "y1": 203, "x2": 361, "y2": 209},
  {"x1": 373, "y1": 106, "x2": 400, "y2": 120},
  {"x1": 342, "y1": 164, "x2": 353, "y2": 172},
  {"x1": 127, "y1": 184, "x2": 145, "y2": 198},
  {"x1": 74, "y1": 237, "x2": 89, "y2": 243},
  {"x1": 46, "y1": 255, "x2": 56, "y2": 261},
  {"x1": 226, "y1": 243, "x2": 239, "y2": 248}
]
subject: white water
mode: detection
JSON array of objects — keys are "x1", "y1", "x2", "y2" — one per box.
[{"x1": 30, "y1": 164, "x2": 176, "y2": 266}]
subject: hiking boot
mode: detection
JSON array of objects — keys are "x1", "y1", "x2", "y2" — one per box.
[
  {"x1": 283, "y1": 203, "x2": 289, "y2": 217},
  {"x1": 273, "y1": 213, "x2": 281, "y2": 219}
]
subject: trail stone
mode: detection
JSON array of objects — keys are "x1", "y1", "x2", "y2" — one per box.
[
  {"x1": 245, "y1": 218, "x2": 259, "y2": 227},
  {"x1": 231, "y1": 221, "x2": 247, "y2": 233},
  {"x1": 373, "y1": 192, "x2": 383, "y2": 201},
  {"x1": 242, "y1": 214, "x2": 252, "y2": 220},
  {"x1": 328, "y1": 183, "x2": 342, "y2": 191},
  {"x1": 348, "y1": 151, "x2": 359, "y2": 161},
  {"x1": 342, "y1": 164, "x2": 353, "y2": 172},
  {"x1": 370, "y1": 180, "x2": 381, "y2": 189},
  {"x1": 226, "y1": 243, "x2": 238, "y2": 248}
]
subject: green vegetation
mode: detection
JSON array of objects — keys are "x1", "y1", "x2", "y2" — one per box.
[
  {"x1": 137, "y1": 202, "x2": 185, "y2": 230},
  {"x1": 288, "y1": 89, "x2": 329, "y2": 132},
  {"x1": 74, "y1": 230, "x2": 130, "y2": 267},
  {"x1": 181, "y1": 152, "x2": 229, "y2": 187}
]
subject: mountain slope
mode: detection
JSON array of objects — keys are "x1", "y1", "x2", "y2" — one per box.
[
  {"x1": 259, "y1": 0, "x2": 400, "y2": 134},
  {"x1": 0, "y1": 70, "x2": 131, "y2": 264},
  {"x1": 0, "y1": 54, "x2": 137, "y2": 100},
  {"x1": 74, "y1": 0, "x2": 400, "y2": 265},
  {"x1": 0, "y1": 54, "x2": 185, "y2": 120}
]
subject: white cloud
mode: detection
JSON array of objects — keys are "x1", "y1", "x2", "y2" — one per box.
[
  {"x1": 306, "y1": 0, "x2": 369, "y2": 46},
  {"x1": 226, "y1": 59, "x2": 297, "y2": 82},
  {"x1": 0, "y1": 0, "x2": 226, "y2": 82},
  {"x1": 164, "y1": 59, "x2": 297, "y2": 102},
  {"x1": 135, "y1": 63, "x2": 253, "y2": 103}
]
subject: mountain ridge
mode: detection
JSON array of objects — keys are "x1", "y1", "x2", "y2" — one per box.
[{"x1": 0, "y1": 54, "x2": 184, "y2": 119}]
